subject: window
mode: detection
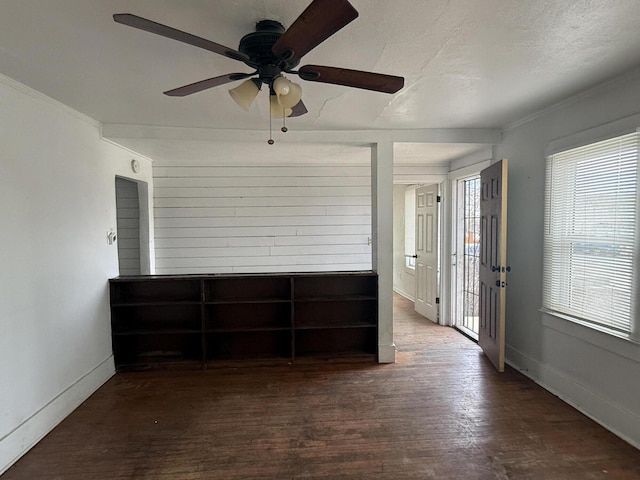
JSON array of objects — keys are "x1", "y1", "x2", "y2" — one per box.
[
  {"x1": 543, "y1": 132, "x2": 639, "y2": 336},
  {"x1": 405, "y1": 187, "x2": 416, "y2": 269}
]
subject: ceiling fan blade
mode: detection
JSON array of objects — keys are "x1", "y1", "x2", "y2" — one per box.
[
  {"x1": 114, "y1": 13, "x2": 249, "y2": 63},
  {"x1": 298, "y1": 65, "x2": 404, "y2": 93},
  {"x1": 272, "y1": 0, "x2": 358, "y2": 64},
  {"x1": 164, "y1": 73, "x2": 254, "y2": 97},
  {"x1": 289, "y1": 100, "x2": 308, "y2": 117}
]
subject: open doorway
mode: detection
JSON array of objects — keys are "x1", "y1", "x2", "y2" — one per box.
[
  {"x1": 115, "y1": 176, "x2": 153, "y2": 276},
  {"x1": 115, "y1": 177, "x2": 141, "y2": 275},
  {"x1": 453, "y1": 175, "x2": 481, "y2": 340},
  {"x1": 392, "y1": 183, "x2": 442, "y2": 323}
]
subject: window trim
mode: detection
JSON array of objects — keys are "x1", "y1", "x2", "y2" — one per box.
[
  {"x1": 543, "y1": 117, "x2": 640, "y2": 344},
  {"x1": 545, "y1": 115, "x2": 640, "y2": 157},
  {"x1": 541, "y1": 309, "x2": 640, "y2": 363}
]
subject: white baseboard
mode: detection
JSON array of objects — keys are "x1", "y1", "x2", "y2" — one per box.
[
  {"x1": 505, "y1": 345, "x2": 640, "y2": 449},
  {"x1": 378, "y1": 343, "x2": 396, "y2": 363},
  {"x1": 392, "y1": 287, "x2": 414, "y2": 302},
  {"x1": 0, "y1": 356, "x2": 115, "y2": 475}
]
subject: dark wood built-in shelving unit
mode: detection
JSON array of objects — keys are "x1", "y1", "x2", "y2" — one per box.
[{"x1": 109, "y1": 272, "x2": 378, "y2": 370}]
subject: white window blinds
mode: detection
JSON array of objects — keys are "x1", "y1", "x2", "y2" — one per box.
[{"x1": 543, "y1": 132, "x2": 639, "y2": 334}]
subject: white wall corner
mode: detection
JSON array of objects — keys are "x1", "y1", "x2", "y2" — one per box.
[
  {"x1": 0, "y1": 357, "x2": 115, "y2": 476},
  {"x1": 505, "y1": 345, "x2": 640, "y2": 450},
  {"x1": 372, "y1": 141, "x2": 394, "y2": 364}
]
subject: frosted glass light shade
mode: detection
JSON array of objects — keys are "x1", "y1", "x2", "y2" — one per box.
[
  {"x1": 270, "y1": 95, "x2": 293, "y2": 118},
  {"x1": 272, "y1": 76, "x2": 290, "y2": 96},
  {"x1": 229, "y1": 79, "x2": 260, "y2": 111},
  {"x1": 276, "y1": 81, "x2": 302, "y2": 109}
]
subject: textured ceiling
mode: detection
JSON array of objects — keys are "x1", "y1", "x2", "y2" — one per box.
[{"x1": 2, "y1": 0, "x2": 640, "y2": 163}]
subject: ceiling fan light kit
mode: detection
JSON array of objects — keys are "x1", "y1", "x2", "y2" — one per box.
[
  {"x1": 269, "y1": 95, "x2": 293, "y2": 119},
  {"x1": 228, "y1": 78, "x2": 261, "y2": 111},
  {"x1": 275, "y1": 77, "x2": 303, "y2": 110},
  {"x1": 272, "y1": 75, "x2": 291, "y2": 96},
  {"x1": 114, "y1": 0, "x2": 405, "y2": 143}
]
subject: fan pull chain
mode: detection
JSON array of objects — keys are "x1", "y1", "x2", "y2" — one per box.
[
  {"x1": 281, "y1": 114, "x2": 288, "y2": 133},
  {"x1": 268, "y1": 96, "x2": 274, "y2": 145}
]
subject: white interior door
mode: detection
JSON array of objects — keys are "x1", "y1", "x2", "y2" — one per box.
[
  {"x1": 415, "y1": 184, "x2": 439, "y2": 321},
  {"x1": 478, "y1": 160, "x2": 508, "y2": 372}
]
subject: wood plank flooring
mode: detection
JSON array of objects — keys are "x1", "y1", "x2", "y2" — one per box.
[{"x1": 3, "y1": 294, "x2": 640, "y2": 479}]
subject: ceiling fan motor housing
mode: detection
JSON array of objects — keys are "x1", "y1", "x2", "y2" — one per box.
[{"x1": 239, "y1": 20, "x2": 297, "y2": 83}]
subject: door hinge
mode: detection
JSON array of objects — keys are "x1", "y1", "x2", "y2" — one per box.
[
  {"x1": 437, "y1": 195, "x2": 441, "y2": 203},
  {"x1": 435, "y1": 297, "x2": 440, "y2": 304}
]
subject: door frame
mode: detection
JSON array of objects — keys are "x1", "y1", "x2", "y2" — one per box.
[
  {"x1": 445, "y1": 161, "x2": 491, "y2": 328},
  {"x1": 115, "y1": 175, "x2": 153, "y2": 275},
  {"x1": 393, "y1": 160, "x2": 493, "y2": 327},
  {"x1": 393, "y1": 176, "x2": 447, "y2": 323}
]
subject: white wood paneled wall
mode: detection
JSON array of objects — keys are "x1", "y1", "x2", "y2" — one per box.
[
  {"x1": 115, "y1": 177, "x2": 141, "y2": 275},
  {"x1": 153, "y1": 162, "x2": 372, "y2": 274}
]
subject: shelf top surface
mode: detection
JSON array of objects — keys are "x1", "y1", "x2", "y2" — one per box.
[{"x1": 110, "y1": 271, "x2": 376, "y2": 282}]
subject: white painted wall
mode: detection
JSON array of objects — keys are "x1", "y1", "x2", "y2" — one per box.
[
  {"x1": 497, "y1": 67, "x2": 640, "y2": 448},
  {"x1": 0, "y1": 75, "x2": 154, "y2": 474},
  {"x1": 153, "y1": 159, "x2": 372, "y2": 274}
]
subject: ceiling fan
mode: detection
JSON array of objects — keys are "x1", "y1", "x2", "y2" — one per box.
[{"x1": 113, "y1": 0, "x2": 404, "y2": 131}]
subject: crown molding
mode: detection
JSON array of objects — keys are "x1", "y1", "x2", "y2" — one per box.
[
  {"x1": 0, "y1": 73, "x2": 100, "y2": 128},
  {"x1": 504, "y1": 66, "x2": 640, "y2": 132}
]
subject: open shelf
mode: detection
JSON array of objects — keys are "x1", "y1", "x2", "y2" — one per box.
[
  {"x1": 205, "y1": 331, "x2": 291, "y2": 361},
  {"x1": 295, "y1": 327, "x2": 378, "y2": 358},
  {"x1": 205, "y1": 302, "x2": 291, "y2": 332},
  {"x1": 112, "y1": 331, "x2": 202, "y2": 370},
  {"x1": 204, "y1": 276, "x2": 290, "y2": 303},
  {"x1": 111, "y1": 303, "x2": 201, "y2": 333},
  {"x1": 293, "y1": 274, "x2": 377, "y2": 300},
  {"x1": 110, "y1": 277, "x2": 201, "y2": 304},
  {"x1": 294, "y1": 299, "x2": 376, "y2": 329},
  {"x1": 110, "y1": 272, "x2": 377, "y2": 369}
]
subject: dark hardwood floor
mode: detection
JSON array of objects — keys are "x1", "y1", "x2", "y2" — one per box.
[{"x1": 4, "y1": 294, "x2": 640, "y2": 479}]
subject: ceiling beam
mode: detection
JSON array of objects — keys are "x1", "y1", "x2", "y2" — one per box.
[{"x1": 101, "y1": 124, "x2": 502, "y2": 146}]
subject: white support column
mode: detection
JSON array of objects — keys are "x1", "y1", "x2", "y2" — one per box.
[
  {"x1": 372, "y1": 141, "x2": 395, "y2": 363},
  {"x1": 136, "y1": 180, "x2": 155, "y2": 275}
]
